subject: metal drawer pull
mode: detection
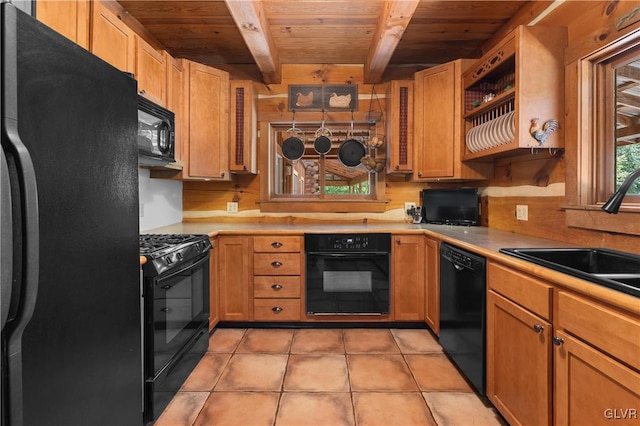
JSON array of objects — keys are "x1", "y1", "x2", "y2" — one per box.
[
  {"x1": 160, "y1": 307, "x2": 172, "y2": 313},
  {"x1": 272, "y1": 306, "x2": 283, "y2": 313},
  {"x1": 271, "y1": 242, "x2": 283, "y2": 248},
  {"x1": 532, "y1": 324, "x2": 544, "y2": 333},
  {"x1": 271, "y1": 261, "x2": 282, "y2": 268},
  {"x1": 552, "y1": 336, "x2": 565, "y2": 346},
  {"x1": 271, "y1": 284, "x2": 283, "y2": 290}
]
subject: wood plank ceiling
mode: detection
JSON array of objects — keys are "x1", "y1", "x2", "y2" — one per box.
[{"x1": 117, "y1": 0, "x2": 549, "y2": 84}]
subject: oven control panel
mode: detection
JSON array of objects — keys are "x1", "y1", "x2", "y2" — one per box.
[{"x1": 305, "y1": 233, "x2": 391, "y2": 253}]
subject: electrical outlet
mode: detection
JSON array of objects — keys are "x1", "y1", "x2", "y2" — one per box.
[
  {"x1": 227, "y1": 202, "x2": 238, "y2": 213},
  {"x1": 516, "y1": 204, "x2": 528, "y2": 221},
  {"x1": 405, "y1": 202, "x2": 417, "y2": 212}
]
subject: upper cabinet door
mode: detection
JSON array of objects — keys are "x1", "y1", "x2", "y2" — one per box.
[
  {"x1": 90, "y1": 0, "x2": 135, "y2": 74},
  {"x1": 166, "y1": 53, "x2": 186, "y2": 165},
  {"x1": 36, "y1": 0, "x2": 90, "y2": 49},
  {"x1": 386, "y1": 80, "x2": 414, "y2": 174},
  {"x1": 229, "y1": 80, "x2": 257, "y2": 174},
  {"x1": 185, "y1": 61, "x2": 230, "y2": 180},
  {"x1": 135, "y1": 36, "x2": 166, "y2": 106}
]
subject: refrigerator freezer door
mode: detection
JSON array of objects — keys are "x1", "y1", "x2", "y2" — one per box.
[{"x1": 2, "y1": 4, "x2": 142, "y2": 425}]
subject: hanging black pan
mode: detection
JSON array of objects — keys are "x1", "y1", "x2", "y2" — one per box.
[
  {"x1": 337, "y1": 113, "x2": 365, "y2": 167},
  {"x1": 281, "y1": 112, "x2": 305, "y2": 161},
  {"x1": 338, "y1": 137, "x2": 365, "y2": 167},
  {"x1": 314, "y1": 110, "x2": 332, "y2": 155}
]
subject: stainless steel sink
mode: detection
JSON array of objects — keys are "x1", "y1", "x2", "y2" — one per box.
[{"x1": 499, "y1": 248, "x2": 640, "y2": 297}]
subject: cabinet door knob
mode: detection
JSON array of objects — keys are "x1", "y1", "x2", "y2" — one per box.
[
  {"x1": 418, "y1": 172, "x2": 422, "y2": 177},
  {"x1": 552, "y1": 336, "x2": 565, "y2": 346},
  {"x1": 532, "y1": 324, "x2": 544, "y2": 333},
  {"x1": 271, "y1": 261, "x2": 282, "y2": 268},
  {"x1": 272, "y1": 306, "x2": 283, "y2": 313},
  {"x1": 271, "y1": 242, "x2": 283, "y2": 248},
  {"x1": 271, "y1": 284, "x2": 283, "y2": 290},
  {"x1": 139, "y1": 89, "x2": 146, "y2": 95}
]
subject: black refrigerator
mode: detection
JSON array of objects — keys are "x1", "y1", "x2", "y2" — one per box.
[{"x1": 1, "y1": 3, "x2": 142, "y2": 425}]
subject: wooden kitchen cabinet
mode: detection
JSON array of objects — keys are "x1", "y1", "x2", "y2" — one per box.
[
  {"x1": 424, "y1": 237, "x2": 439, "y2": 333},
  {"x1": 554, "y1": 291, "x2": 640, "y2": 425},
  {"x1": 218, "y1": 236, "x2": 251, "y2": 321},
  {"x1": 36, "y1": 0, "x2": 90, "y2": 49},
  {"x1": 252, "y1": 236, "x2": 302, "y2": 321},
  {"x1": 413, "y1": 59, "x2": 491, "y2": 181},
  {"x1": 90, "y1": 0, "x2": 135, "y2": 74},
  {"x1": 182, "y1": 61, "x2": 230, "y2": 180},
  {"x1": 487, "y1": 290, "x2": 552, "y2": 426},
  {"x1": 230, "y1": 80, "x2": 258, "y2": 174},
  {"x1": 386, "y1": 80, "x2": 413, "y2": 174},
  {"x1": 135, "y1": 36, "x2": 166, "y2": 106},
  {"x1": 166, "y1": 53, "x2": 186, "y2": 165},
  {"x1": 391, "y1": 235, "x2": 425, "y2": 321},
  {"x1": 462, "y1": 25, "x2": 566, "y2": 160},
  {"x1": 486, "y1": 261, "x2": 553, "y2": 426},
  {"x1": 208, "y1": 237, "x2": 219, "y2": 330}
]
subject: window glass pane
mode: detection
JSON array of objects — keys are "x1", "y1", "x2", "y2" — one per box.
[{"x1": 615, "y1": 58, "x2": 640, "y2": 194}]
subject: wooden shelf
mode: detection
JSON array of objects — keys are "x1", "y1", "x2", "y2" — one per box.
[{"x1": 463, "y1": 89, "x2": 515, "y2": 119}]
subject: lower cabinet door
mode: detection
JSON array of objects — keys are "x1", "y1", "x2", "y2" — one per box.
[
  {"x1": 486, "y1": 290, "x2": 552, "y2": 426},
  {"x1": 554, "y1": 330, "x2": 640, "y2": 426}
]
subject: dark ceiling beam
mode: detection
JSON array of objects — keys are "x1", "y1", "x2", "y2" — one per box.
[
  {"x1": 224, "y1": 0, "x2": 281, "y2": 84},
  {"x1": 364, "y1": 0, "x2": 420, "y2": 84}
]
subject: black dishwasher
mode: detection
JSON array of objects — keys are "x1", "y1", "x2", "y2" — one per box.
[{"x1": 439, "y1": 242, "x2": 486, "y2": 395}]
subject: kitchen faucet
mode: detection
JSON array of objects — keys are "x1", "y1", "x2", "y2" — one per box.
[{"x1": 602, "y1": 168, "x2": 640, "y2": 214}]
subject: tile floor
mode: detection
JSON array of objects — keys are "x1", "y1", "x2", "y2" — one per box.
[{"x1": 155, "y1": 328, "x2": 505, "y2": 426}]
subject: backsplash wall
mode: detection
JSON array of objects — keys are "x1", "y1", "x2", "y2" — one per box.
[{"x1": 139, "y1": 168, "x2": 182, "y2": 232}]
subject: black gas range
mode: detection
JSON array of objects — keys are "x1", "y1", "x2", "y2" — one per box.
[
  {"x1": 140, "y1": 234, "x2": 212, "y2": 277},
  {"x1": 139, "y1": 234, "x2": 211, "y2": 424}
]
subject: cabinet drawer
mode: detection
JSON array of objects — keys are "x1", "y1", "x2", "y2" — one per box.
[
  {"x1": 254, "y1": 298, "x2": 300, "y2": 321},
  {"x1": 557, "y1": 291, "x2": 640, "y2": 369},
  {"x1": 488, "y1": 261, "x2": 552, "y2": 320},
  {"x1": 253, "y1": 236, "x2": 301, "y2": 253},
  {"x1": 254, "y1": 276, "x2": 301, "y2": 298},
  {"x1": 254, "y1": 253, "x2": 301, "y2": 275}
]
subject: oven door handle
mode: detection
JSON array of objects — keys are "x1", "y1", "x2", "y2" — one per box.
[
  {"x1": 156, "y1": 252, "x2": 210, "y2": 282},
  {"x1": 306, "y1": 252, "x2": 389, "y2": 257}
]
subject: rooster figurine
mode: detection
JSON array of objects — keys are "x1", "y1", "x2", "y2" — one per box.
[{"x1": 529, "y1": 118, "x2": 560, "y2": 145}]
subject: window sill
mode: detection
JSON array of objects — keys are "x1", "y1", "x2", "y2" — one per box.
[
  {"x1": 258, "y1": 200, "x2": 388, "y2": 213},
  {"x1": 562, "y1": 204, "x2": 640, "y2": 236}
]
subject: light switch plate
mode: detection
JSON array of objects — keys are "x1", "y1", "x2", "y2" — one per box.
[{"x1": 516, "y1": 204, "x2": 528, "y2": 221}]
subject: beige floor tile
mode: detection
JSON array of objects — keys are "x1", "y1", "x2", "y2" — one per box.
[
  {"x1": 423, "y1": 392, "x2": 506, "y2": 425},
  {"x1": 284, "y1": 355, "x2": 349, "y2": 392},
  {"x1": 348, "y1": 354, "x2": 418, "y2": 391},
  {"x1": 235, "y1": 328, "x2": 294, "y2": 353},
  {"x1": 405, "y1": 354, "x2": 473, "y2": 392},
  {"x1": 154, "y1": 391, "x2": 209, "y2": 426},
  {"x1": 215, "y1": 353, "x2": 288, "y2": 391},
  {"x1": 180, "y1": 353, "x2": 231, "y2": 391},
  {"x1": 390, "y1": 328, "x2": 443, "y2": 354},
  {"x1": 276, "y1": 392, "x2": 355, "y2": 426},
  {"x1": 194, "y1": 391, "x2": 280, "y2": 426},
  {"x1": 208, "y1": 328, "x2": 246, "y2": 353},
  {"x1": 343, "y1": 329, "x2": 400, "y2": 353},
  {"x1": 353, "y1": 392, "x2": 437, "y2": 426},
  {"x1": 290, "y1": 329, "x2": 345, "y2": 354}
]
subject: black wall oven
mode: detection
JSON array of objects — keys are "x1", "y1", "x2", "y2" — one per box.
[
  {"x1": 140, "y1": 234, "x2": 211, "y2": 424},
  {"x1": 305, "y1": 233, "x2": 391, "y2": 315}
]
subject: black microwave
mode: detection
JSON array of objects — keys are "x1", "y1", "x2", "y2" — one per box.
[{"x1": 137, "y1": 96, "x2": 175, "y2": 166}]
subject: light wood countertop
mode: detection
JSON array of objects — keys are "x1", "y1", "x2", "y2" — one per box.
[{"x1": 144, "y1": 222, "x2": 639, "y2": 313}]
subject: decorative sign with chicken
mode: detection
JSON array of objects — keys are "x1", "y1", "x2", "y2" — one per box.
[{"x1": 288, "y1": 84, "x2": 358, "y2": 111}]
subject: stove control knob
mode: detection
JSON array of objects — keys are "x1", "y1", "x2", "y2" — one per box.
[
  {"x1": 176, "y1": 252, "x2": 183, "y2": 261},
  {"x1": 165, "y1": 256, "x2": 173, "y2": 264}
]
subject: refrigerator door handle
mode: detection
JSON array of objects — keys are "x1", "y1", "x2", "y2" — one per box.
[
  {"x1": 1, "y1": 148, "x2": 13, "y2": 331},
  {"x1": 1, "y1": 119, "x2": 40, "y2": 337}
]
